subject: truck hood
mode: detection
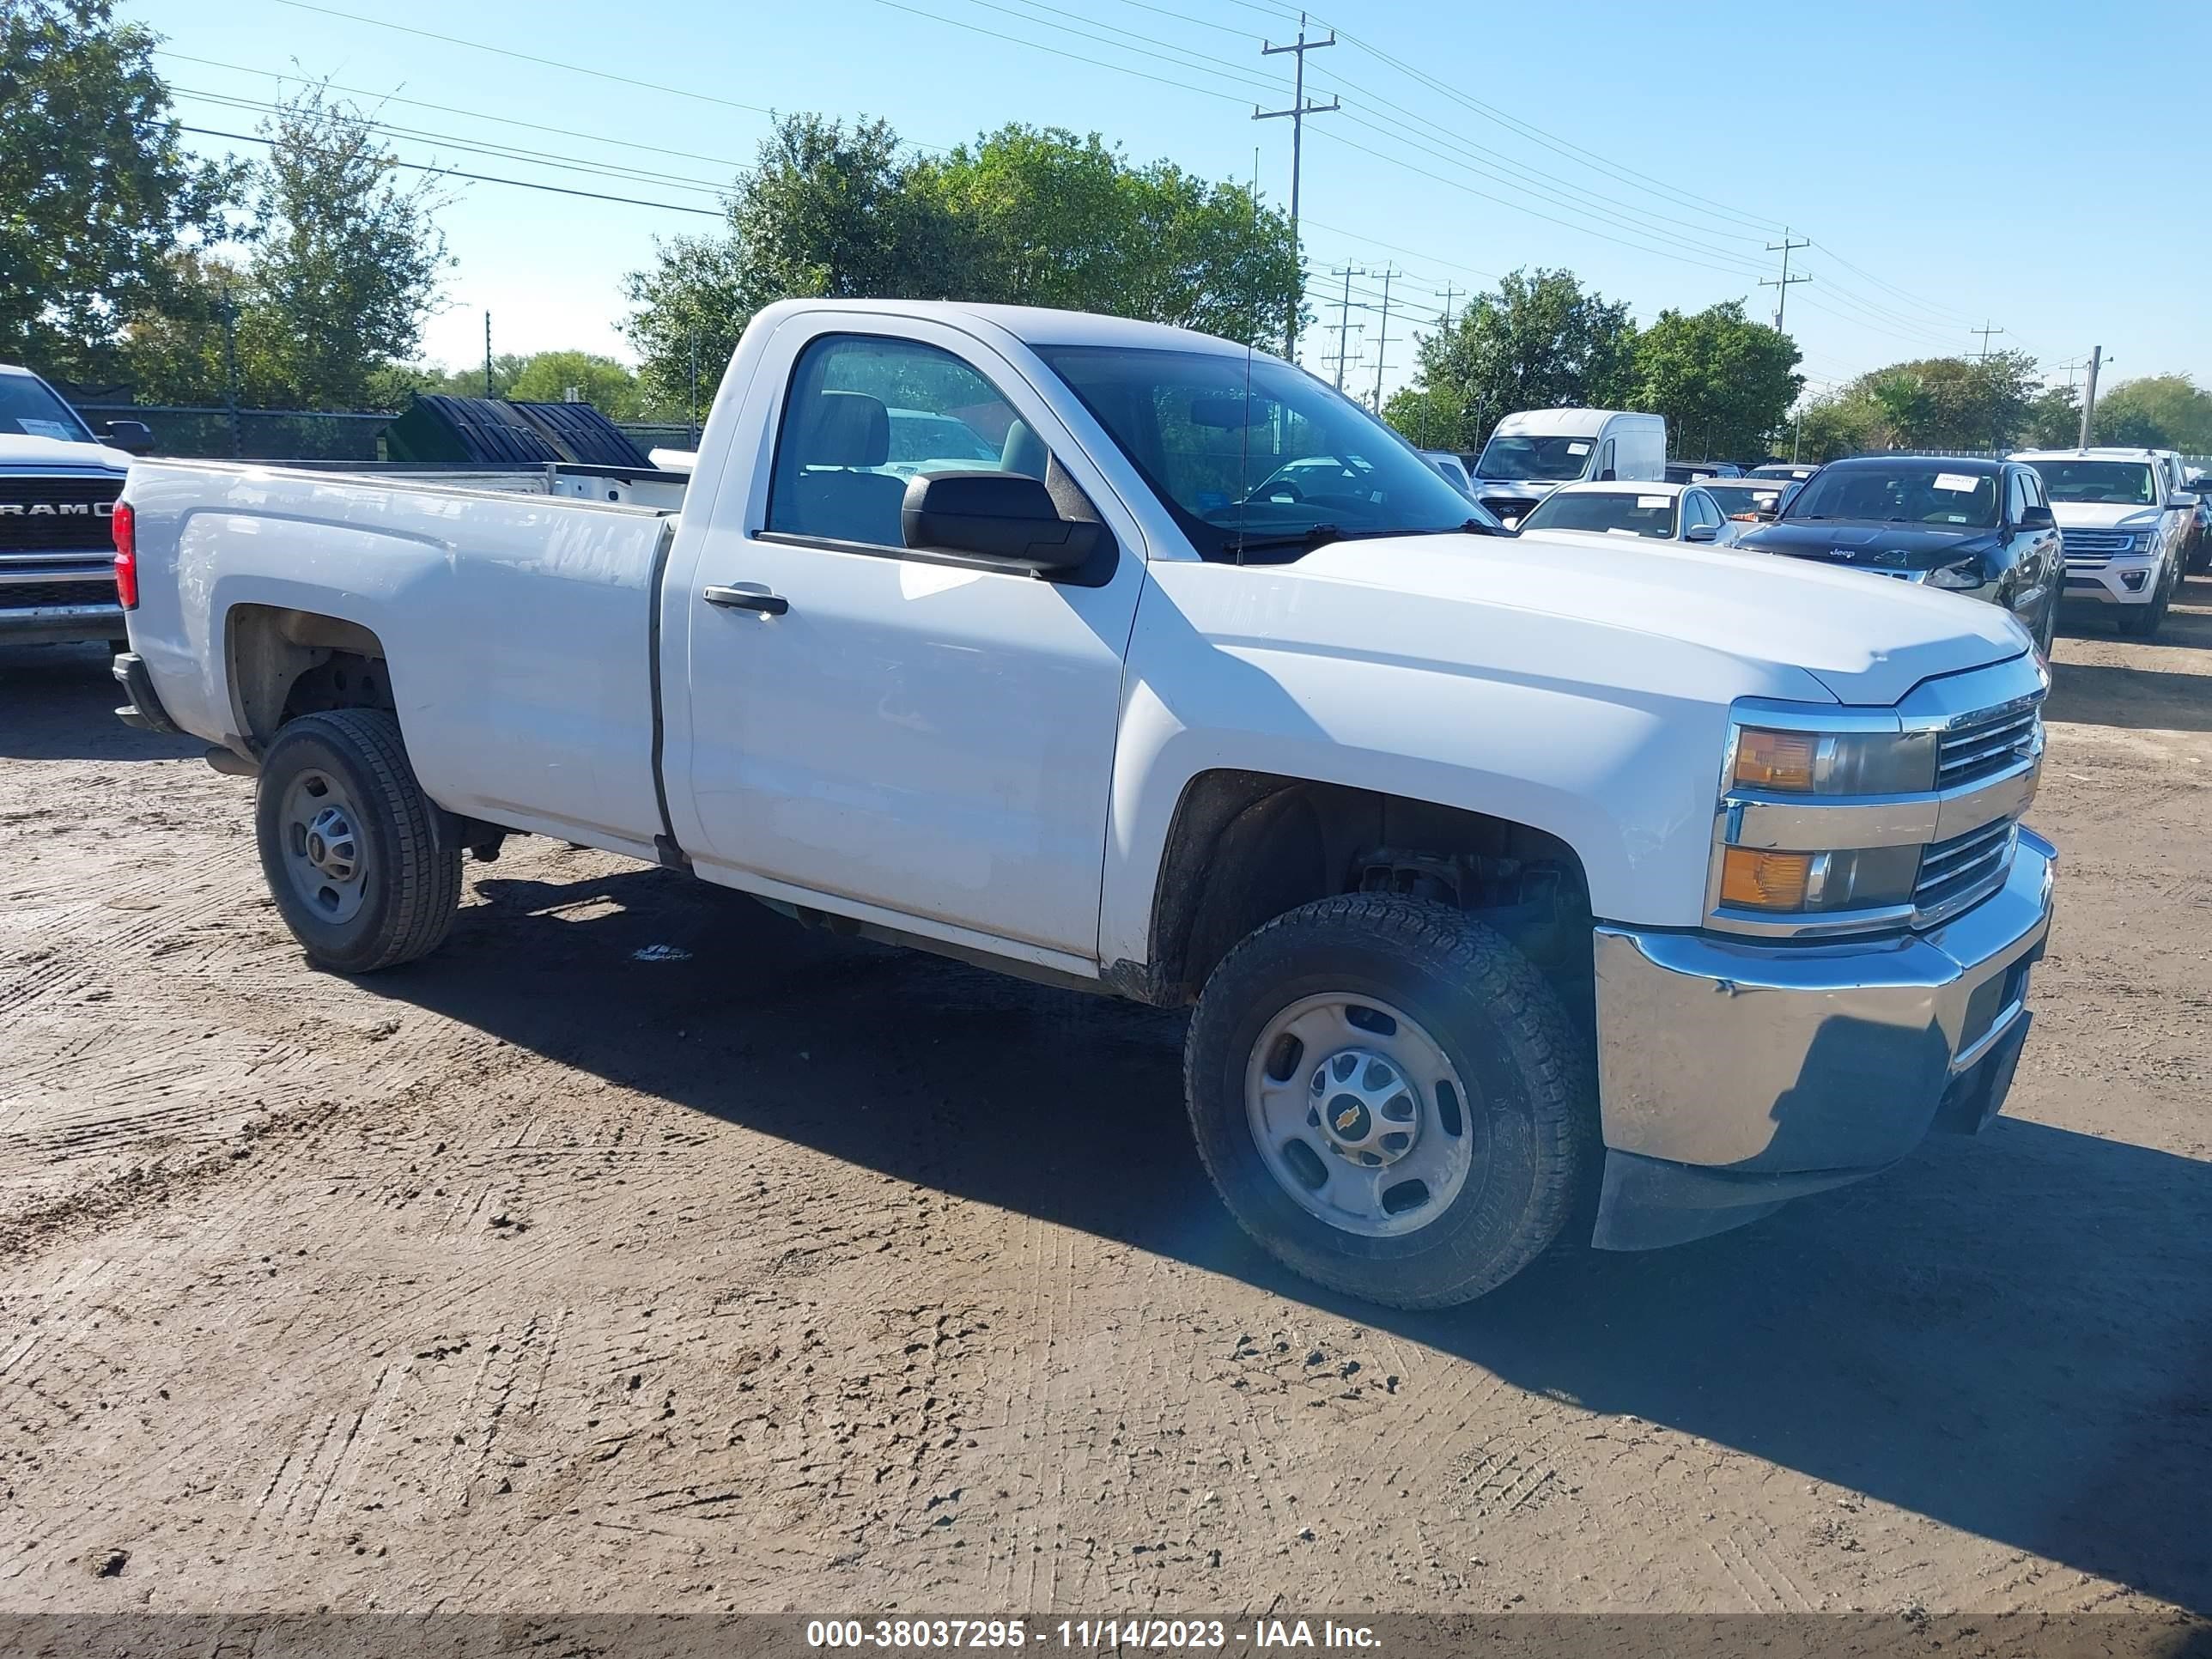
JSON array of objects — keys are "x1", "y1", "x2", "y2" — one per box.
[
  {"x1": 1736, "y1": 517, "x2": 1995, "y2": 572},
  {"x1": 1285, "y1": 528, "x2": 2028, "y2": 707},
  {"x1": 1471, "y1": 478, "x2": 1565, "y2": 501},
  {"x1": 0, "y1": 433, "x2": 133, "y2": 472},
  {"x1": 2049, "y1": 500, "x2": 2166, "y2": 529}
]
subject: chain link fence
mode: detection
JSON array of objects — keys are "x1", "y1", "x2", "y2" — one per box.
[{"x1": 71, "y1": 404, "x2": 700, "y2": 465}]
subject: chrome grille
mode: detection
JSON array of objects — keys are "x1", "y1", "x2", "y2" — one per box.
[
  {"x1": 1936, "y1": 702, "x2": 2040, "y2": 789},
  {"x1": 1915, "y1": 817, "x2": 2017, "y2": 917},
  {"x1": 2061, "y1": 527, "x2": 2133, "y2": 562}
]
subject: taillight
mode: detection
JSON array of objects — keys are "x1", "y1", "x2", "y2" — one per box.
[{"x1": 112, "y1": 501, "x2": 137, "y2": 610}]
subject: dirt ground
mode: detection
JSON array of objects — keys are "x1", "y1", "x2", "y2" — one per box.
[{"x1": 1, "y1": 583, "x2": 2206, "y2": 1623}]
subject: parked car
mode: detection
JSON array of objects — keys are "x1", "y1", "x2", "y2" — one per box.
[
  {"x1": 1703, "y1": 478, "x2": 1798, "y2": 524},
  {"x1": 1734, "y1": 456, "x2": 2062, "y2": 659},
  {"x1": 1663, "y1": 461, "x2": 1744, "y2": 483},
  {"x1": 113, "y1": 299, "x2": 2052, "y2": 1310},
  {"x1": 1747, "y1": 462, "x2": 1820, "y2": 483},
  {"x1": 2010, "y1": 447, "x2": 2194, "y2": 638},
  {"x1": 1469, "y1": 409, "x2": 1666, "y2": 526},
  {"x1": 0, "y1": 363, "x2": 152, "y2": 648},
  {"x1": 1421, "y1": 449, "x2": 1476, "y2": 498},
  {"x1": 2178, "y1": 466, "x2": 2209, "y2": 574},
  {"x1": 1511, "y1": 480, "x2": 1747, "y2": 547}
]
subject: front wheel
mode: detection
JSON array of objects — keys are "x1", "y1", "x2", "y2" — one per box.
[
  {"x1": 2116, "y1": 574, "x2": 2171, "y2": 639},
  {"x1": 1183, "y1": 895, "x2": 1595, "y2": 1310},
  {"x1": 254, "y1": 708, "x2": 463, "y2": 973}
]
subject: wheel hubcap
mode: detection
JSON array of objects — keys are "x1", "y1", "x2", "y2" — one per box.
[
  {"x1": 278, "y1": 769, "x2": 369, "y2": 923},
  {"x1": 1245, "y1": 993, "x2": 1475, "y2": 1238}
]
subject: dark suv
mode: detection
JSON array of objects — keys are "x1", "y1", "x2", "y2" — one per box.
[{"x1": 1733, "y1": 455, "x2": 2063, "y2": 659}]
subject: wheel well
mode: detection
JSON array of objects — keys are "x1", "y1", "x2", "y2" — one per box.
[
  {"x1": 227, "y1": 605, "x2": 393, "y2": 755},
  {"x1": 1134, "y1": 771, "x2": 1595, "y2": 1018}
]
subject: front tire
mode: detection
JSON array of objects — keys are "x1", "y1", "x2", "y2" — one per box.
[
  {"x1": 1184, "y1": 895, "x2": 1595, "y2": 1310},
  {"x1": 254, "y1": 709, "x2": 463, "y2": 973}
]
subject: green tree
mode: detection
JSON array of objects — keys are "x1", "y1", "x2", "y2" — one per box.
[
  {"x1": 625, "y1": 113, "x2": 1302, "y2": 417},
  {"x1": 917, "y1": 125, "x2": 1298, "y2": 345},
  {"x1": 2088, "y1": 375, "x2": 2212, "y2": 450},
  {"x1": 1630, "y1": 301, "x2": 1801, "y2": 460},
  {"x1": 1382, "y1": 268, "x2": 1638, "y2": 452},
  {"x1": 625, "y1": 114, "x2": 959, "y2": 416},
  {"x1": 229, "y1": 82, "x2": 451, "y2": 407},
  {"x1": 0, "y1": 0, "x2": 238, "y2": 385},
  {"x1": 2022, "y1": 384, "x2": 2081, "y2": 449},
  {"x1": 506, "y1": 351, "x2": 642, "y2": 418},
  {"x1": 1788, "y1": 351, "x2": 2049, "y2": 460},
  {"x1": 361, "y1": 354, "x2": 531, "y2": 410}
]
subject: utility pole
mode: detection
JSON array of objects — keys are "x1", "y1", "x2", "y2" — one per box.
[
  {"x1": 1254, "y1": 12, "x2": 1339, "y2": 362},
  {"x1": 1327, "y1": 265, "x2": 1366, "y2": 390},
  {"x1": 1972, "y1": 321, "x2": 2004, "y2": 362},
  {"x1": 1760, "y1": 228, "x2": 1810, "y2": 330},
  {"x1": 217, "y1": 283, "x2": 241, "y2": 459},
  {"x1": 1437, "y1": 284, "x2": 1462, "y2": 333},
  {"x1": 1370, "y1": 267, "x2": 1399, "y2": 414},
  {"x1": 483, "y1": 310, "x2": 494, "y2": 398},
  {"x1": 689, "y1": 329, "x2": 702, "y2": 446},
  {"x1": 2078, "y1": 346, "x2": 2104, "y2": 449}
]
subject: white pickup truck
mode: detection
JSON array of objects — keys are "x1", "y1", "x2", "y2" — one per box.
[{"x1": 112, "y1": 301, "x2": 2056, "y2": 1309}]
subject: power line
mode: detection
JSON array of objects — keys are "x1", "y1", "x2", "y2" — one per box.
[
  {"x1": 156, "y1": 52, "x2": 766, "y2": 171},
  {"x1": 177, "y1": 125, "x2": 726, "y2": 217},
  {"x1": 1972, "y1": 320, "x2": 2005, "y2": 361},
  {"x1": 270, "y1": 0, "x2": 787, "y2": 119},
  {"x1": 174, "y1": 90, "x2": 733, "y2": 196}
]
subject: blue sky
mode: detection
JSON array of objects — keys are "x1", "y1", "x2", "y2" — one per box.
[{"x1": 133, "y1": 0, "x2": 2210, "y2": 404}]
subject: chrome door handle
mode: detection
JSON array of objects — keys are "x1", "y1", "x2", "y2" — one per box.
[{"x1": 702, "y1": 584, "x2": 788, "y2": 616}]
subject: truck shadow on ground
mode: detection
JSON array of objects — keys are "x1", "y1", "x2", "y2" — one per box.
[
  {"x1": 379, "y1": 865, "x2": 2212, "y2": 1615},
  {"x1": 0, "y1": 643, "x2": 200, "y2": 762},
  {"x1": 2045, "y1": 574, "x2": 2211, "y2": 732}
]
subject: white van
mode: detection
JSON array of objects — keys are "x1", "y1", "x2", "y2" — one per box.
[{"x1": 1471, "y1": 410, "x2": 1666, "y2": 526}]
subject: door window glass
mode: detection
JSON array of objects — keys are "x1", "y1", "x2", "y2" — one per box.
[{"x1": 768, "y1": 334, "x2": 1043, "y2": 549}]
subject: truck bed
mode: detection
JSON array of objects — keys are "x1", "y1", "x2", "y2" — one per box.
[{"x1": 123, "y1": 459, "x2": 682, "y2": 858}]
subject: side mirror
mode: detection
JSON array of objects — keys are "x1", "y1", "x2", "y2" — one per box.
[
  {"x1": 2018, "y1": 503, "x2": 2057, "y2": 530},
  {"x1": 2166, "y1": 494, "x2": 2199, "y2": 512},
  {"x1": 1597, "y1": 468, "x2": 1617, "y2": 483},
  {"x1": 1685, "y1": 523, "x2": 1719, "y2": 544},
  {"x1": 902, "y1": 471, "x2": 1098, "y2": 572},
  {"x1": 99, "y1": 419, "x2": 154, "y2": 455}
]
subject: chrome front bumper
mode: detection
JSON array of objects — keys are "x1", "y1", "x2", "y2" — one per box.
[
  {"x1": 2061, "y1": 553, "x2": 2159, "y2": 605},
  {"x1": 1587, "y1": 828, "x2": 2054, "y2": 1249}
]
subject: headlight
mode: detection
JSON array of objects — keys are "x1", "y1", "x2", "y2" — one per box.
[
  {"x1": 1718, "y1": 845, "x2": 1923, "y2": 914},
  {"x1": 1926, "y1": 558, "x2": 1985, "y2": 591},
  {"x1": 1731, "y1": 726, "x2": 1937, "y2": 795}
]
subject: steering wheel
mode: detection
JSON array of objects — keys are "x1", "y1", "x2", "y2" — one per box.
[{"x1": 1261, "y1": 479, "x2": 1307, "y2": 504}]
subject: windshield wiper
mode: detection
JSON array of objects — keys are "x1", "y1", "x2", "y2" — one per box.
[{"x1": 1231, "y1": 523, "x2": 1346, "y2": 556}]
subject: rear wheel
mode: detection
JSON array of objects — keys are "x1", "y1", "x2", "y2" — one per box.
[
  {"x1": 254, "y1": 709, "x2": 462, "y2": 973},
  {"x1": 1183, "y1": 895, "x2": 1595, "y2": 1310}
]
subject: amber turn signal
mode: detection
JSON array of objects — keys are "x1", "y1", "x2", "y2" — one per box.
[
  {"x1": 1732, "y1": 728, "x2": 1816, "y2": 792},
  {"x1": 1719, "y1": 847, "x2": 1814, "y2": 910}
]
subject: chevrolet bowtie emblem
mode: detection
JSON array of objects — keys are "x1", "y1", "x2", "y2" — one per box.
[{"x1": 1335, "y1": 1108, "x2": 1359, "y2": 1133}]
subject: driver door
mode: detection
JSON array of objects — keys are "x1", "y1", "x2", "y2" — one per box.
[{"x1": 667, "y1": 318, "x2": 1149, "y2": 962}]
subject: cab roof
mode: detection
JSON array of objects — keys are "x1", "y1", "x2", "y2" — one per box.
[{"x1": 755, "y1": 298, "x2": 1265, "y2": 359}]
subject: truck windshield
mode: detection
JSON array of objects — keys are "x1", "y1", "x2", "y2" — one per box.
[
  {"x1": 2025, "y1": 459, "x2": 2156, "y2": 506},
  {"x1": 0, "y1": 374, "x2": 95, "y2": 444},
  {"x1": 1520, "y1": 489, "x2": 1677, "y2": 538},
  {"x1": 1036, "y1": 344, "x2": 1499, "y2": 557},
  {"x1": 1784, "y1": 465, "x2": 2000, "y2": 527},
  {"x1": 1474, "y1": 433, "x2": 1594, "y2": 482}
]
